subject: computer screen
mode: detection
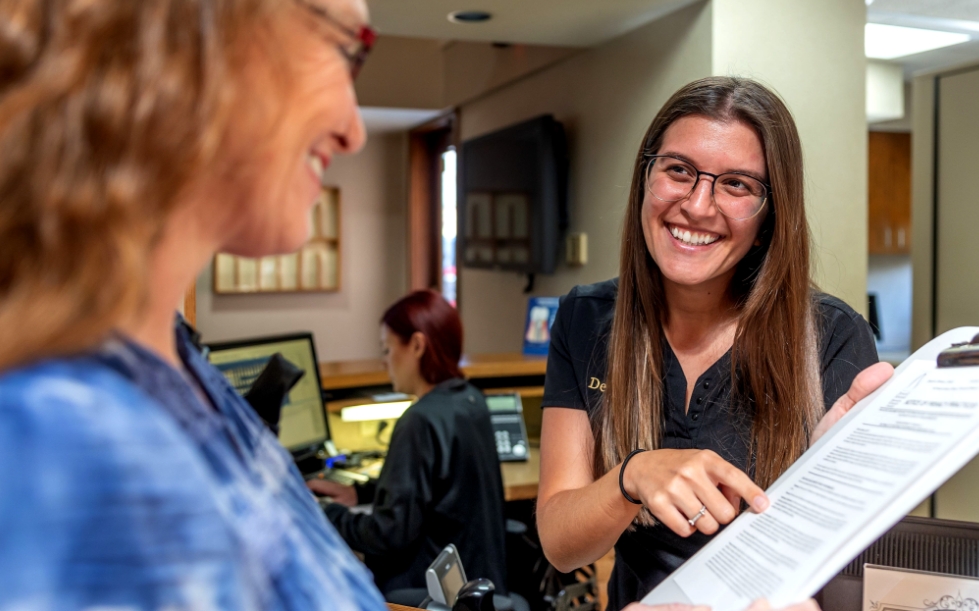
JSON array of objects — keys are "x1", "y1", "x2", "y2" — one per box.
[{"x1": 205, "y1": 333, "x2": 329, "y2": 453}]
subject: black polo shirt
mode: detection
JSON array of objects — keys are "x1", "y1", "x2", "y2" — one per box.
[{"x1": 542, "y1": 278, "x2": 878, "y2": 611}]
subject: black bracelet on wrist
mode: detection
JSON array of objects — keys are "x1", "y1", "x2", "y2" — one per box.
[{"x1": 619, "y1": 448, "x2": 648, "y2": 505}]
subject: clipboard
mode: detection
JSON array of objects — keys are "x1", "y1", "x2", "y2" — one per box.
[{"x1": 938, "y1": 332, "x2": 979, "y2": 368}]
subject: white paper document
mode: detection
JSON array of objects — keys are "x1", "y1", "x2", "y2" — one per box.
[{"x1": 642, "y1": 327, "x2": 979, "y2": 611}]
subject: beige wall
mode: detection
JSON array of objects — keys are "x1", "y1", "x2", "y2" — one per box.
[
  {"x1": 457, "y1": 3, "x2": 713, "y2": 353},
  {"x1": 933, "y1": 68, "x2": 979, "y2": 335},
  {"x1": 194, "y1": 132, "x2": 409, "y2": 361},
  {"x1": 911, "y1": 67, "x2": 979, "y2": 522},
  {"x1": 355, "y1": 35, "x2": 580, "y2": 111},
  {"x1": 442, "y1": 42, "x2": 579, "y2": 107},
  {"x1": 911, "y1": 75, "x2": 935, "y2": 351},
  {"x1": 711, "y1": 0, "x2": 869, "y2": 314},
  {"x1": 355, "y1": 36, "x2": 445, "y2": 109},
  {"x1": 910, "y1": 64, "x2": 979, "y2": 525},
  {"x1": 911, "y1": 65, "x2": 979, "y2": 346}
]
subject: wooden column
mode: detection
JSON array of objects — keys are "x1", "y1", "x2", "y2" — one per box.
[{"x1": 407, "y1": 114, "x2": 456, "y2": 293}]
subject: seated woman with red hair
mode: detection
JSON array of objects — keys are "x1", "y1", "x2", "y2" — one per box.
[{"x1": 308, "y1": 290, "x2": 507, "y2": 602}]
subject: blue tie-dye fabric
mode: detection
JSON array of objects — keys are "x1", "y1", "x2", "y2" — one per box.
[{"x1": 0, "y1": 320, "x2": 387, "y2": 611}]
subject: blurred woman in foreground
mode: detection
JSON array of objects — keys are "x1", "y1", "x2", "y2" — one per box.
[{"x1": 0, "y1": 0, "x2": 383, "y2": 608}]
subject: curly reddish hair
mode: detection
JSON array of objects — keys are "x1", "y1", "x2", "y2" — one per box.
[{"x1": 381, "y1": 290, "x2": 464, "y2": 385}]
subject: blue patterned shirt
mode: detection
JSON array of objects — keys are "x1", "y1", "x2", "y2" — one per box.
[{"x1": 0, "y1": 320, "x2": 387, "y2": 611}]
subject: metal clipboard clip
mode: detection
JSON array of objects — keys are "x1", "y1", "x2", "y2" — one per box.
[{"x1": 937, "y1": 333, "x2": 979, "y2": 368}]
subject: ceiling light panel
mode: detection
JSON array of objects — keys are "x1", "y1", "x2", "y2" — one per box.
[{"x1": 865, "y1": 23, "x2": 971, "y2": 59}]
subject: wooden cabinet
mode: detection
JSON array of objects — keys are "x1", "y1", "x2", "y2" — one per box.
[{"x1": 868, "y1": 131, "x2": 911, "y2": 254}]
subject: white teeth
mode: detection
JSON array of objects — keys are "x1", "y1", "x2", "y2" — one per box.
[
  {"x1": 307, "y1": 154, "x2": 324, "y2": 182},
  {"x1": 669, "y1": 224, "x2": 718, "y2": 246}
]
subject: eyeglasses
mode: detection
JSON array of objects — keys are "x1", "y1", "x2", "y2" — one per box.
[
  {"x1": 296, "y1": 0, "x2": 377, "y2": 79},
  {"x1": 645, "y1": 155, "x2": 770, "y2": 220}
]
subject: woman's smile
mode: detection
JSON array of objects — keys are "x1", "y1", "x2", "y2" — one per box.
[
  {"x1": 666, "y1": 222, "x2": 722, "y2": 247},
  {"x1": 305, "y1": 150, "x2": 331, "y2": 185},
  {"x1": 303, "y1": 148, "x2": 332, "y2": 209}
]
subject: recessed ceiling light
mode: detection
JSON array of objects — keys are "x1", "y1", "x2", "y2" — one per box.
[
  {"x1": 448, "y1": 10, "x2": 492, "y2": 24},
  {"x1": 865, "y1": 23, "x2": 971, "y2": 59}
]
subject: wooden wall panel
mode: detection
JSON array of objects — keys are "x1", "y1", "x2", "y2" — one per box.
[
  {"x1": 868, "y1": 131, "x2": 911, "y2": 254},
  {"x1": 408, "y1": 116, "x2": 455, "y2": 293},
  {"x1": 408, "y1": 135, "x2": 436, "y2": 291}
]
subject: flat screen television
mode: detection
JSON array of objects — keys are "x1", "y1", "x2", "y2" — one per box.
[{"x1": 458, "y1": 114, "x2": 568, "y2": 274}]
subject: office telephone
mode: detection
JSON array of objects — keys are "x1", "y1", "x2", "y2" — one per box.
[{"x1": 486, "y1": 393, "x2": 529, "y2": 462}]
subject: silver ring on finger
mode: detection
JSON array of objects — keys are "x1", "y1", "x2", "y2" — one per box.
[{"x1": 688, "y1": 505, "x2": 708, "y2": 527}]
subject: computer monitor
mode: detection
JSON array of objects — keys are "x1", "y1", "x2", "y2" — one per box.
[{"x1": 205, "y1": 332, "x2": 329, "y2": 455}]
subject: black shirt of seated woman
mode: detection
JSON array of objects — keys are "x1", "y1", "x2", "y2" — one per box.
[
  {"x1": 309, "y1": 290, "x2": 507, "y2": 599},
  {"x1": 542, "y1": 278, "x2": 877, "y2": 610},
  {"x1": 326, "y1": 377, "x2": 506, "y2": 595}
]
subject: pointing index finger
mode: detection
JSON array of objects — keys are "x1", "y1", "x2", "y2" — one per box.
[{"x1": 709, "y1": 456, "x2": 768, "y2": 513}]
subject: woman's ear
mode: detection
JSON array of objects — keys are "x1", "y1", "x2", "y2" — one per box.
[{"x1": 409, "y1": 331, "x2": 428, "y2": 359}]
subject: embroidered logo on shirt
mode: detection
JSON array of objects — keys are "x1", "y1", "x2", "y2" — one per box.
[{"x1": 588, "y1": 377, "x2": 607, "y2": 392}]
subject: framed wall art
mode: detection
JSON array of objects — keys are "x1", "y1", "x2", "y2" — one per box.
[{"x1": 213, "y1": 186, "x2": 341, "y2": 294}]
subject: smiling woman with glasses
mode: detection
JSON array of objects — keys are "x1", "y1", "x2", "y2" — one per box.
[
  {"x1": 536, "y1": 77, "x2": 893, "y2": 611},
  {"x1": 0, "y1": 0, "x2": 388, "y2": 609}
]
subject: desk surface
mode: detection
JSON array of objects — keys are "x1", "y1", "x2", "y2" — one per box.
[
  {"x1": 500, "y1": 447, "x2": 540, "y2": 502},
  {"x1": 321, "y1": 354, "x2": 543, "y2": 501},
  {"x1": 333, "y1": 447, "x2": 540, "y2": 502},
  {"x1": 319, "y1": 353, "x2": 547, "y2": 391}
]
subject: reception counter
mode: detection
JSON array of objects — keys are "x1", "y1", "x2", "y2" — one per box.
[
  {"x1": 319, "y1": 352, "x2": 547, "y2": 393},
  {"x1": 319, "y1": 353, "x2": 546, "y2": 501},
  {"x1": 499, "y1": 447, "x2": 540, "y2": 502}
]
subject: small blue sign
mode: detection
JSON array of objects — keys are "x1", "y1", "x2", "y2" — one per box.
[{"x1": 523, "y1": 297, "x2": 560, "y2": 356}]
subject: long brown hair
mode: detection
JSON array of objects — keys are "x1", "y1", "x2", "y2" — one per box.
[
  {"x1": 595, "y1": 77, "x2": 822, "y2": 525},
  {"x1": 0, "y1": 0, "x2": 281, "y2": 370}
]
